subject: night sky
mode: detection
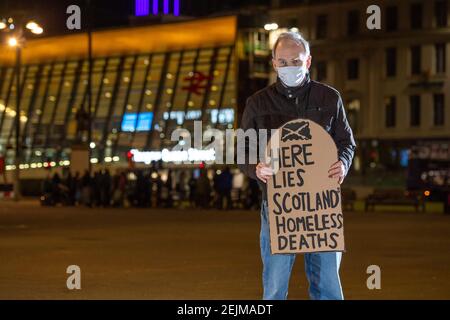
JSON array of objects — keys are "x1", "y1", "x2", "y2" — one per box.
[{"x1": 0, "y1": 0, "x2": 275, "y2": 37}]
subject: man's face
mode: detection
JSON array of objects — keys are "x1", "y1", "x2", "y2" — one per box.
[{"x1": 272, "y1": 38, "x2": 312, "y2": 71}]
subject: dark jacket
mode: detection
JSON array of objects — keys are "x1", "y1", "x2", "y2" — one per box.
[{"x1": 238, "y1": 75, "x2": 356, "y2": 200}]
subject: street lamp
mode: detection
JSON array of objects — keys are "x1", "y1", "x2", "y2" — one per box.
[
  {"x1": 1, "y1": 16, "x2": 44, "y2": 201},
  {"x1": 264, "y1": 22, "x2": 279, "y2": 31},
  {"x1": 7, "y1": 36, "x2": 18, "y2": 47}
]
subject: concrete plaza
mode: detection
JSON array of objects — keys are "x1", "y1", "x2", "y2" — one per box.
[{"x1": 0, "y1": 200, "x2": 449, "y2": 299}]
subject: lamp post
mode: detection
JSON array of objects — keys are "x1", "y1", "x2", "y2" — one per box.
[
  {"x1": 1, "y1": 16, "x2": 44, "y2": 201},
  {"x1": 87, "y1": 0, "x2": 93, "y2": 175}
]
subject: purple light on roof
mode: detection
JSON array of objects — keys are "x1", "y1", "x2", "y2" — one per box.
[
  {"x1": 135, "y1": 0, "x2": 149, "y2": 16},
  {"x1": 153, "y1": 0, "x2": 159, "y2": 15},
  {"x1": 173, "y1": 0, "x2": 180, "y2": 16},
  {"x1": 137, "y1": 0, "x2": 179, "y2": 16}
]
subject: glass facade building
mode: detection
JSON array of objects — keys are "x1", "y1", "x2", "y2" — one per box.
[{"x1": 0, "y1": 16, "x2": 237, "y2": 169}]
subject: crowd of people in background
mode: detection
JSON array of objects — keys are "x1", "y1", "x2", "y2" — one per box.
[{"x1": 41, "y1": 167, "x2": 261, "y2": 210}]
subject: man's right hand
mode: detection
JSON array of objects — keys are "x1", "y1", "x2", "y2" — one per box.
[{"x1": 256, "y1": 162, "x2": 274, "y2": 184}]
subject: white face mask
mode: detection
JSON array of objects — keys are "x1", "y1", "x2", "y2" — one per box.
[{"x1": 277, "y1": 65, "x2": 308, "y2": 87}]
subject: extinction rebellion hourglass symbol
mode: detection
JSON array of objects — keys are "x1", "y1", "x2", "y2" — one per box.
[{"x1": 135, "y1": 0, "x2": 181, "y2": 16}]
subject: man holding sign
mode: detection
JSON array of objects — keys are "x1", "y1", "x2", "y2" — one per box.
[{"x1": 238, "y1": 32, "x2": 356, "y2": 300}]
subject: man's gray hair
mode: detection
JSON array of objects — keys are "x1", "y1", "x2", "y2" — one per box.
[{"x1": 272, "y1": 31, "x2": 311, "y2": 58}]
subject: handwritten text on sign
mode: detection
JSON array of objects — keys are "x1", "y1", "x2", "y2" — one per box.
[{"x1": 266, "y1": 119, "x2": 345, "y2": 254}]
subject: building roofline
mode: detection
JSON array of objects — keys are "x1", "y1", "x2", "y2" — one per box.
[{"x1": 0, "y1": 15, "x2": 237, "y2": 65}]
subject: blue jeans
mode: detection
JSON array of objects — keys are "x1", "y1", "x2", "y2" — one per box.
[{"x1": 260, "y1": 200, "x2": 344, "y2": 300}]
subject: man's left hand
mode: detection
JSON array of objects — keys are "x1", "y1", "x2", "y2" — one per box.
[{"x1": 328, "y1": 160, "x2": 346, "y2": 184}]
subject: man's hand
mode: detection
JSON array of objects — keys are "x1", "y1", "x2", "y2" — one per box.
[
  {"x1": 256, "y1": 162, "x2": 274, "y2": 184},
  {"x1": 328, "y1": 160, "x2": 346, "y2": 184}
]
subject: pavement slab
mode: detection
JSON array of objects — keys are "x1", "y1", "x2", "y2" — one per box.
[{"x1": 0, "y1": 200, "x2": 449, "y2": 299}]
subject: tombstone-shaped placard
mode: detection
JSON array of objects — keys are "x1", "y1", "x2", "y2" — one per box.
[{"x1": 265, "y1": 119, "x2": 345, "y2": 254}]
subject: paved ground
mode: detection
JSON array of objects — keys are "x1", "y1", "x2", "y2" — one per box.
[{"x1": 0, "y1": 200, "x2": 449, "y2": 300}]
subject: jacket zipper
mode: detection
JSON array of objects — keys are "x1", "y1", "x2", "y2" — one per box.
[
  {"x1": 295, "y1": 96, "x2": 299, "y2": 117},
  {"x1": 295, "y1": 96, "x2": 304, "y2": 118}
]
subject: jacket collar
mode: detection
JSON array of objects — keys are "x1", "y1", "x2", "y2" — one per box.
[{"x1": 275, "y1": 73, "x2": 311, "y2": 99}]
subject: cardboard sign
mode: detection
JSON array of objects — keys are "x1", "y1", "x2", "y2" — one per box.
[{"x1": 265, "y1": 119, "x2": 345, "y2": 254}]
